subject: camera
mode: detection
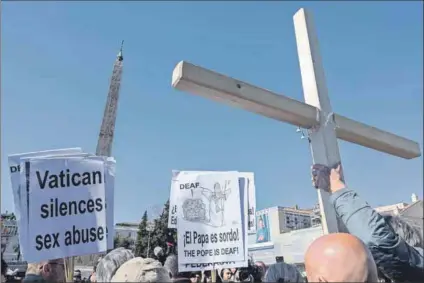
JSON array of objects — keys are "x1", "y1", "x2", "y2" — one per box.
[
  {"x1": 276, "y1": 256, "x2": 284, "y2": 263},
  {"x1": 238, "y1": 260, "x2": 262, "y2": 282}
]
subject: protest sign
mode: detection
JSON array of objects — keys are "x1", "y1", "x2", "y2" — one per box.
[
  {"x1": 177, "y1": 172, "x2": 245, "y2": 264},
  {"x1": 18, "y1": 156, "x2": 111, "y2": 262},
  {"x1": 8, "y1": 148, "x2": 83, "y2": 256},
  {"x1": 179, "y1": 176, "x2": 249, "y2": 271},
  {"x1": 21, "y1": 155, "x2": 116, "y2": 251},
  {"x1": 169, "y1": 171, "x2": 256, "y2": 233}
]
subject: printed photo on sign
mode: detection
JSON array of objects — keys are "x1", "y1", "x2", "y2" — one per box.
[
  {"x1": 20, "y1": 157, "x2": 110, "y2": 262},
  {"x1": 255, "y1": 210, "x2": 271, "y2": 244},
  {"x1": 177, "y1": 172, "x2": 245, "y2": 264}
]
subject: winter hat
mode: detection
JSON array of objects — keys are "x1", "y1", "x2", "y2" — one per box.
[
  {"x1": 96, "y1": 247, "x2": 134, "y2": 282},
  {"x1": 111, "y1": 257, "x2": 171, "y2": 282},
  {"x1": 264, "y1": 262, "x2": 304, "y2": 282}
]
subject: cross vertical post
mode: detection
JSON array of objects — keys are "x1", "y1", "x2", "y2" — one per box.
[{"x1": 293, "y1": 9, "x2": 341, "y2": 234}]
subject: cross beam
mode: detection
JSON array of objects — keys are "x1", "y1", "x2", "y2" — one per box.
[
  {"x1": 171, "y1": 8, "x2": 421, "y2": 234},
  {"x1": 172, "y1": 61, "x2": 421, "y2": 160}
]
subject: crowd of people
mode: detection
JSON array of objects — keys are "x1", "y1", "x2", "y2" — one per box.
[{"x1": 1, "y1": 164, "x2": 423, "y2": 282}]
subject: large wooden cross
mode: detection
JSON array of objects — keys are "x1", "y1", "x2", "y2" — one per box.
[{"x1": 170, "y1": 8, "x2": 421, "y2": 234}]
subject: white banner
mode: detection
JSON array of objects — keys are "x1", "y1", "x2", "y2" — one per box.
[
  {"x1": 18, "y1": 156, "x2": 111, "y2": 262},
  {"x1": 8, "y1": 148, "x2": 83, "y2": 257},
  {"x1": 21, "y1": 154, "x2": 116, "y2": 251},
  {"x1": 179, "y1": 175, "x2": 249, "y2": 271},
  {"x1": 169, "y1": 171, "x2": 256, "y2": 234},
  {"x1": 177, "y1": 172, "x2": 245, "y2": 265}
]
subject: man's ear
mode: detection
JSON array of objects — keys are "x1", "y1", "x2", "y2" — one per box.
[{"x1": 42, "y1": 263, "x2": 51, "y2": 275}]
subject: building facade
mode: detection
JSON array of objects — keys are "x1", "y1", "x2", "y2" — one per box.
[{"x1": 114, "y1": 222, "x2": 138, "y2": 241}]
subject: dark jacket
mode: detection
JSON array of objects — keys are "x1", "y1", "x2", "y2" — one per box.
[
  {"x1": 22, "y1": 274, "x2": 47, "y2": 283},
  {"x1": 330, "y1": 188, "x2": 424, "y2": 282},
  {"x1": 173, "y1": 277, "x2": 191, "y2": 283}
]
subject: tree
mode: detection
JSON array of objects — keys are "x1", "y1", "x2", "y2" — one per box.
[
  {"x1": 135, "y1": 211, "x2": 149, "y2": 257},
  {"x1": 121, "y1": 236, "x2": 134, "y2": 250},
  {"x1": 149, "y1": 200, "x2": 177, "y2": 255},
  {"x1": 114, "y1": 234, "x2": 121, "y2": 248}
]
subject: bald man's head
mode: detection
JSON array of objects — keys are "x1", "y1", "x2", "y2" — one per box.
[{"x1": 305, "y1": 233, "x2": 378, "y2": 282}]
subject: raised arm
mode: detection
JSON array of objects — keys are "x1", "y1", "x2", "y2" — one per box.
[{"x1": 311, "y1": 163, "x2": 424, "y2": 282}]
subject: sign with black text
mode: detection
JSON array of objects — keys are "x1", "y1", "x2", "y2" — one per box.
[
  {"x1": 18, "y1": 156, "x2": 112, "y2": 262},
  {"x1": 178, "y1": 175, "x2": 249, "y2": 271},
  {"x1": 176, "y1": 172, "x2": 245, "y2": 265}
]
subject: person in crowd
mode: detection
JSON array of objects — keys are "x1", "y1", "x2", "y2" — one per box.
[
  {"x1": 163, "y1": 254, "x2": 191, "y2": 282},
  {"x1": 111, "y1": 257, "x2": 171, "y2": 282},
  {"x1": 166, "y1": 229, "x2": 176, "y2": 255},
  {"x1": 264, "y1": 261, "x2": 304, "y2": 283},
  {"x1": 73, "y1": 269, "x2": 82, "y2": 283},
  {"x1": 305, "y1": 232, "x2": 378, "y2": 282},
  {"x1": 22, "y1": 259, "x2": 65, "y2": 283},
  {"x1": 202, "y1": 270, "x2": 221, "y2": 283},
  {"x1": 96, "y1": 247, "x2": 134, "y2": 282},
  {"x1": 202, "y1": 270, "x2": 212, "y2": 283},
  {"x1": 189, "y1": 272, "x2": 201, "y2": 283},
  {"x1": 1, "y1": 258, "x2": 7, "y2": 283},
  {"x1": 88, "y1": 264, "x2": 96, "y2": 283},
  {"x1": 153, "y1": 246, "x2": 167, "y2": 265},
  {"x1": 229, "y1": 268, "x2": 239, "y2": 282},
  {"x1": 311, "y1": 163, "x2": 424, "y2": 282},
  {"x1": 220, "y1": 268, "x2": 232, "y2": 282},
  {"x1": 382, "y1": 214, "x2": 423, "y2": 248},
  {"x1": 254, "y1": 261, "x2": 267, "y2": 281}
]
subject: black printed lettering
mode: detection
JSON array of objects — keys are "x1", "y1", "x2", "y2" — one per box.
[
  {"x1": 34, "y1": 233, "x2": 60, "y2": 250},
  {"x1": 40, "y1": 198, "x2": 104, "y2": 219},
  {"x1": 36, "y1": 169, "x2": 103, "y2": 189}
]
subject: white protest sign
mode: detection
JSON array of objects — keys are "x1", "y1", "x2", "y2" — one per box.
[
  {"x1": 179, "y1": 175, "x2": 248, "y2": 271},
  {"x1": 18, "y1": 154, "x2": 116, "y2": 257},
  {"x1": 19, "y1": 156, "x2": 110, "y2": 262},
  {"x1": 169, "y1": 171, "x2": 256, "y2": 234},
  {"x1": 8, "y1": 148, "x2": 83, "y2": 256},
  {"x1": 177, "y1": 172, "x2": 245, "y2": 264}
]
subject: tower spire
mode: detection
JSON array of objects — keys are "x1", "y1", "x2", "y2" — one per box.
[
  {"x1": 117, "y1": 40, "x2": 124, "y2": 61},
  {"x1": 96, "y1": 41, "x2": 124, "y2": 156}
]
